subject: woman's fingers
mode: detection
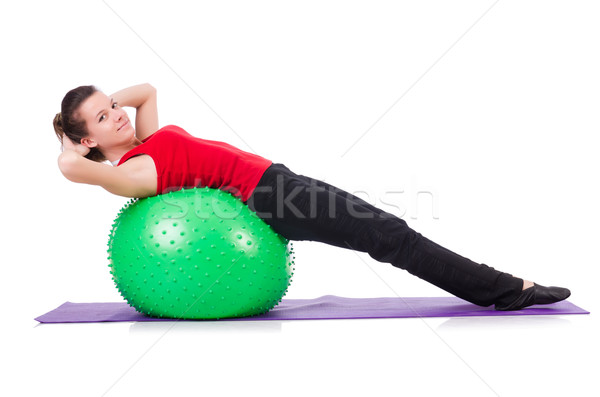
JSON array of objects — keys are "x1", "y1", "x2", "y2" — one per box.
[{"x1": 76, "y1": 144, "x2": 91, "y2": 156}]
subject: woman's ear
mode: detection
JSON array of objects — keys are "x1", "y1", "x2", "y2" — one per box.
[{"x1": 80, "y1": 137, "x2": 98, "y2": 148}]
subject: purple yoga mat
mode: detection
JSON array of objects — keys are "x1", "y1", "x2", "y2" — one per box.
[{"x1": 35, "y1": 295, "x2": 589, "y2": 323}]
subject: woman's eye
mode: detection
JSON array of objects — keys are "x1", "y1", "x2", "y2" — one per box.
[{"x1": 98, "y1": 102, "x2": 119, "y2": 122}]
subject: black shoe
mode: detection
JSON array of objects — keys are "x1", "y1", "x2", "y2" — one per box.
[{"x1": 494, "y1": 283, "x2": 571, "y2": 311}]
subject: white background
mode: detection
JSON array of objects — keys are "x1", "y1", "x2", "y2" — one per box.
[{"x1": 1, "y1": 1, "x2": 598, "y2": 396}]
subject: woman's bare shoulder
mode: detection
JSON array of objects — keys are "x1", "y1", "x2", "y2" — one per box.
[
  {"x1": 119, "y1": 154, "x2": 158, "y2": 197},
  {"x1": 120, "y1": 154, "x2": 155, "y2": 169}
]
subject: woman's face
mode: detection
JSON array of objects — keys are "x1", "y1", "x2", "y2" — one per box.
[{"x1": 77, "y1": 91, "x2": 136, "y2": 150}]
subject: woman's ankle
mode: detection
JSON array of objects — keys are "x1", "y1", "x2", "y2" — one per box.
[{"x1": 522, "y1": 279, "x2": 534, "y2": 290}]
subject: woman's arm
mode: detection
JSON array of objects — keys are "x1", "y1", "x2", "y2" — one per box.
[
  {"x1": 58, "y1": 138, "x2": 154, "y2": 198},
  {"x1": 58, "y1": 150, "x2": 148, "y2": 198},
  {"x1": 110, "y1": 83, "x2": 159, "y2": 141}
]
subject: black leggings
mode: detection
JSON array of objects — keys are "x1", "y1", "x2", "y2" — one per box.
[{"x1": 246, "y1": 163, "x2": 522, "y2": 307}]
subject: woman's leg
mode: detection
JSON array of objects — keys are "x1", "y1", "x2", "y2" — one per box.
[{"x1": 246, "y1": 164, "x2": 569, "y2": 309}]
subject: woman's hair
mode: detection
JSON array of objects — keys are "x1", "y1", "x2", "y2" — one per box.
[{"x1": 53, "y1": 85, "x2": 106, "y2": 162}]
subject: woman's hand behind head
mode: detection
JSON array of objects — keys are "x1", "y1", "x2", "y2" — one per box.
[{"x1": 61, "y1": 133, "x2": 91, "y2": 156}]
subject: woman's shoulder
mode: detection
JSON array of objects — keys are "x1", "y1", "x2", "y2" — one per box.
[
  {"x1": 147, "y1": 124, "x2": 190, "y2": 139},
  {"x1": 158, "y1": 124, "x2": 189, "y2": 133},
  {"x1": 116, "y1": 154, "x2": 158, "y2": 197}
]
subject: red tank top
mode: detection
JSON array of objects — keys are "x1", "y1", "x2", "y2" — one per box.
[{"x1": 117, "y1": 125, "x2": 272, "y2": 201}]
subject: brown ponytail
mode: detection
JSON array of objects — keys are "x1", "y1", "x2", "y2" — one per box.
[
  {"x1": 53, "y1": 112, "x2": 65, "y2": 145},
  {"x1": 53, "y1": 85, "x2": 107, "y2": 162}
]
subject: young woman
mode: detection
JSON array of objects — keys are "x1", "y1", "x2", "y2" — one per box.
[{"x1": 54, "y1": 83, "x2": 571, "y2": 311}]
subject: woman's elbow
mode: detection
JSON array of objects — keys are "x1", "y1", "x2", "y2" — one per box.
[
  {"x1": 57, "y1": 151, "x2": 79, "y2": 182},
  {"x1": 144, "y1": 83, "x2": 157, "y2": 95}
]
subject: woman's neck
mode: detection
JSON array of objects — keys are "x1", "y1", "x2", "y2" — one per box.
[{"x1": 104, "y1": 138, "x2": 143, "y2": 165}]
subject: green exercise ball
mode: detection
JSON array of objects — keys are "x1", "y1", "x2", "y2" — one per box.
[{"x1": 107, "y1": 187, "x2": 294, "y2": 319}]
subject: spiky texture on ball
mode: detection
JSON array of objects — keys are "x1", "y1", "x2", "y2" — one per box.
[{"x1": 107, "y1": 187, "x2": 294, "y2": 319}]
